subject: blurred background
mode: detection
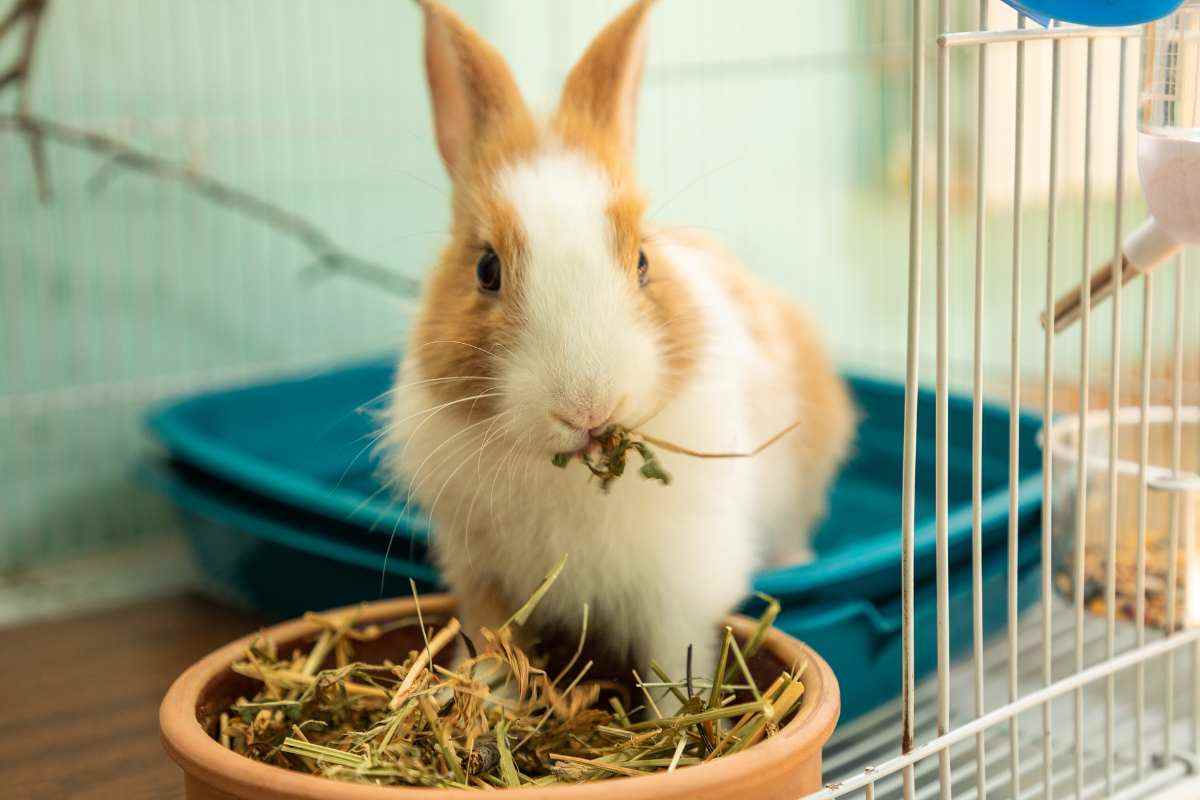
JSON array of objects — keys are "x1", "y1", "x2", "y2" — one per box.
[{"x1": 0, "y1": 0, "x2": 1190, "y2": 623}]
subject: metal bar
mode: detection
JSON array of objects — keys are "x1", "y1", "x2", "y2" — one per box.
[
  {"x1": 1074, "y1": 36, "x2": 1097, "y2": 800},
  {"x1": 1103, "y1": 37, "x2": 1129, "y2": 798},
  {"x1": 1185, "y1": 471, "x2": 1198, "y2": 765},
  {"x1": 1008, "y1": 15, "x2": 1027, "y2": 799},
  {"x1": 830, "y1": 667, "x2": 1198, "y2": 800},
  {"x1": 1012, "y1": 743, "x2": 1181, "y2": 800},
  {"x1": 1155, "y1": 775, "x2": 1200, "y2": 800},
  {"x1": 1135, "y1": 271, "x2": 1153, "y2": 785},
  {"x1": 939, "y1": 26, "x2": 1141, "y2": 48},
  {"x1": 808, "y1": 627, "x2": 1200, "y2": 797},
  {"x1": 912, "y1": 673, "x2": 1200, "y2": 800},
  {"x1": 825, "y1": 595, "x2": 1200, "y2": 795},
  {"x1": 901, "y1": 1, "x2": 927, "y2": 798},
  {"x1": 1193, "y1": 254, "x2": 1200, "y2": 759},
  {"x1": 905, "y1": 737, "x2": 1159, "y2": 800},
  {"x1": 836, "y1": 638, "x2": 1200, "y2": 799},
  {"x1": 1042, "y1": 26, "x2": 1063, "y2": 800},
  {"x1": 823, "y1": 606, "x2": 1093, "y2": 778},
  {"x1": 914, "y1": 710, "x2": 1082, "y2": 800},
  {"x1": 1166, "y1": 253, "x2": 1186, "y2": 762},
  {"x1": 936, "y1": 1, "x2": 952, "y2": 797},
  {"x1": 1109, "y1": 768, "x2": 1200, "y2": 800},
  {"x1": 972, "y1": 2, "x2": 990, "y2": 796}
]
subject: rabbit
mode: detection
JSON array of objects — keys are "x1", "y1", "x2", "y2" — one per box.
[{"x1": 383, "y1": 0, "x2": 854, "y2": 697}]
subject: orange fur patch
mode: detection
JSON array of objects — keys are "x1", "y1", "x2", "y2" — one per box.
[
  {"x1": 654, "y1": 226, "x2": 854, "y2": 488},
  {"x1": 554, "y1": 0, "x2": 656, "y2": 167}
]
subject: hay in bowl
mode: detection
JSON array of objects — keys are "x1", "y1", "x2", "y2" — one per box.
[
  {"x1": 205, "y1": 561, "x2": 805, "y2": 790},
  {"x1": 162, "y1": 568, "x2": 844, "y2": 800}
]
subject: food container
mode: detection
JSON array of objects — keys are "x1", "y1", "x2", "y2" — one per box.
[
  {"x1": 160, "y1": 595, "x2": 841, "y2": 800},
  {"x1": 1043, "y1": 405, "x2": 1200, "y2": 628}
]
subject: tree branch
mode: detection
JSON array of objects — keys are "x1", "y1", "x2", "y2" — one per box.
[
  {"x1": 1, "y1": 0, "x2": 49, "y2": 199},
  {"x1": 0, "y1": 0, "x2": 419, "y2": 298}
]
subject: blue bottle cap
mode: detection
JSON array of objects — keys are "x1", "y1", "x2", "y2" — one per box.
[{"x1": 1001, "y1": 0, "x2": 1185, "y2": 27}]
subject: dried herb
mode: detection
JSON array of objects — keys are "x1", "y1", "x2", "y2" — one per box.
[
  {"x1": 213, "y1": 563, "x2": 801, "y2": 790},
  {"x1": 553, "y1": 427, "x2": 672, "y2": 492},
  {"x1": 553, "y1": 419, "x2": 805, "y2": 491}
]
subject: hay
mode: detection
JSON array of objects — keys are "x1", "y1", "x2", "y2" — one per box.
[
  {"x1": 551, "y1": 419, "x2": 807, "y2": 491},
  {"x1": 211, "y1": 559, "x2": 803, "y2": 789}
]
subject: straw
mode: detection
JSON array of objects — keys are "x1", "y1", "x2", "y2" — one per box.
[{"x1": 212, "y1": 579, "x2": 803, "y2": 789}]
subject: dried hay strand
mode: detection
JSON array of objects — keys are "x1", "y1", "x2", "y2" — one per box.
[{"x1": 210, "y1": 557, "x2": 804, "y2": 790}]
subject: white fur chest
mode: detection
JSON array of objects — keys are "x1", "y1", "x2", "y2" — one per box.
[{"x1": 386, "y1": 301, "x2": 761, "y2": 658}]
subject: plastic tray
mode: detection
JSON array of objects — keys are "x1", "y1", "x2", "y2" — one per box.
[
  {"x1": 149, "y1": 458, "x2": 1040, "y2": 722},
  {"x1": 146, "y1": 357, "x2": 1044, "y2": 604},
  {"x1": 145, "y1": 461, "x2": 441, "y2": 612}
]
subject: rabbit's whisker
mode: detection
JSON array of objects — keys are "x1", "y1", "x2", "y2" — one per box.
[
  {"x1": 649, "y1": 156, "x2": 744, "y2": 221},
  {"x1": 380, "y1": 410, "x2": 513, "y2": 585},
  {"x1": 427, "y1": 418, "x2": 515, "y2": 528},
  {"x1": 455, "y1": 414, "x2": 519, "y2": 563},
  {"x1": 388, "y1": 391, "x2": 503, "y2": 432},
  {"x1": 489, "y1": 426, "x2": 531, "y2": 539},
  {"x1": 416, "y1": 339, "x2": 511, "y2": 364},
  {"x1": 389, "y1": 412, "x2": 502, "y2": 527},
  {"x1": 367, "y1": 375, "x2": 503, "y2": 408},
  {"x1": 393, "y1": 391, "x2": 504, "y2": 467},
  {"x1": 402, "y1": 410, "x2": 510, "y2": 505}
]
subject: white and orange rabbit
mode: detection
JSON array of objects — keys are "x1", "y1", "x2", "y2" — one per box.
[{"x1": 384, "y1": 0, "x2": 854, "y2": 689}]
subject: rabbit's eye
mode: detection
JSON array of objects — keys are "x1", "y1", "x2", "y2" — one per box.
[
  {"x1": 476, "y1": 249, "x2": 501, "y2": 293},
  {"x1": 637, "y1": 250, "x2": 649, "y2": 287}
]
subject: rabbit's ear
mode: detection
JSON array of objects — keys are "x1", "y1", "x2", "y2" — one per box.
[
  {"x1": 555, "y1": 0, "x2": 657, "y2": 163},
  {"x1": 418, "y1": 0, "x2": 531, "y2": 177}
]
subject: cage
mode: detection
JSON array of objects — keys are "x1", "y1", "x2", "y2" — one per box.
[
  {"x1": 816, "y1": 2, "x2": 1200, "y2": 799},
  {"x1": 4, "y1": 0, "x2": 1200, "y2": 798}
]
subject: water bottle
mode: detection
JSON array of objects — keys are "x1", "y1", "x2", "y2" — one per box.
[
  {"x1": 1139, "y1": 1, "x2": 1200, "y2": 245},
  {"x1": 1048, "y1": 2, "x2": 1197, "y2": 331}
]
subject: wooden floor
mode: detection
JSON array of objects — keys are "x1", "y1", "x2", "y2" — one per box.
[{"x1": 1, "y1": 594, "x2": 263, "y2": 800}]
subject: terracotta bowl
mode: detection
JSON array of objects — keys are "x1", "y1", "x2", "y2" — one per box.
[{"x1": 161, "y1": 595, "x2": 840, "y2": 800}]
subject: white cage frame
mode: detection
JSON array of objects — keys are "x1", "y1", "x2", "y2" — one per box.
[{"x1": 813, "y1": 4, "x2": 1200, "y2": 799}]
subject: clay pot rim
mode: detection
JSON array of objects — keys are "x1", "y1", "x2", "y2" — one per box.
[{"x1": 161, "y1": 594, "x2": 840, "y2": 800}]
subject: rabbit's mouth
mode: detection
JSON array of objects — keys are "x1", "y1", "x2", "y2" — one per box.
[
  {"x1": 560, "y1": 426, "x2": 622, "y2": 460},
  {"x1": 547, "y1": 402, "x2": 621, "y2": 454}
]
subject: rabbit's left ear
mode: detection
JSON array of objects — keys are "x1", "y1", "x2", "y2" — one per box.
[
  {"x1": 554, "y1": 0, "x2": 657, "y2": 163},
  {"x1": 417, "y1": 0, "x2": 532, "y2": 179}
]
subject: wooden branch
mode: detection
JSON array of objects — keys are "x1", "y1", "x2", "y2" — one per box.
[
  {"x1": 1, "y1": 0, "x2": 50, "y2": 198},
  {"x1": 0, "y1": 1, "x2": 41, "y2": 87},
  {"x1": 17, "y1": 1, "x2": 49, "y2": 200},
  {"x1": 0, "y1": 0, "x2": 420, "y2": 298},
  {"x1": 0, "y1": 0, "x2": 37, "y2": 42},
  {"x1": 0, "y1": 113, "x2": 420, "y2": 296}
]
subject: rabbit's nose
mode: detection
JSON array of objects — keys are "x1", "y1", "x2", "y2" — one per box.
[{"x1": 552, "y1": 403, "x2": 615, "y2": 434}]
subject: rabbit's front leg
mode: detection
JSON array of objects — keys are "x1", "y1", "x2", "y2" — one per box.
[
  {"x1": 637, "y1": 611, "x2": 721, "y2": 715},
  {"x1": 633, "y1": 519, "x2": 755, "y2": 715}
]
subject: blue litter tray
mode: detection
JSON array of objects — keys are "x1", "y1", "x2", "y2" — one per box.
[
  {"x1": 146, "y1": 357, "x2": 1044, "y2": 605},
  {"x1": 148, "y1": 457, "x2": 1041, "y2": 722},
  {"x1": 145, "y1": 460, "x2": 441, "y2": 613}
]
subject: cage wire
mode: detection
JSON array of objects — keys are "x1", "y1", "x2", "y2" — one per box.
[
  {"x1": 3, "y1": 1, "x2": 1200, "y2": 797},
  {"x1": 816, "y1": 2, "x2": 1200, "y2": 800}
]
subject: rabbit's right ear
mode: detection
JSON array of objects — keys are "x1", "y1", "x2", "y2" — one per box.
[{"x1": 417, "y1": 0, "x2": 532, "y2": 178}]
